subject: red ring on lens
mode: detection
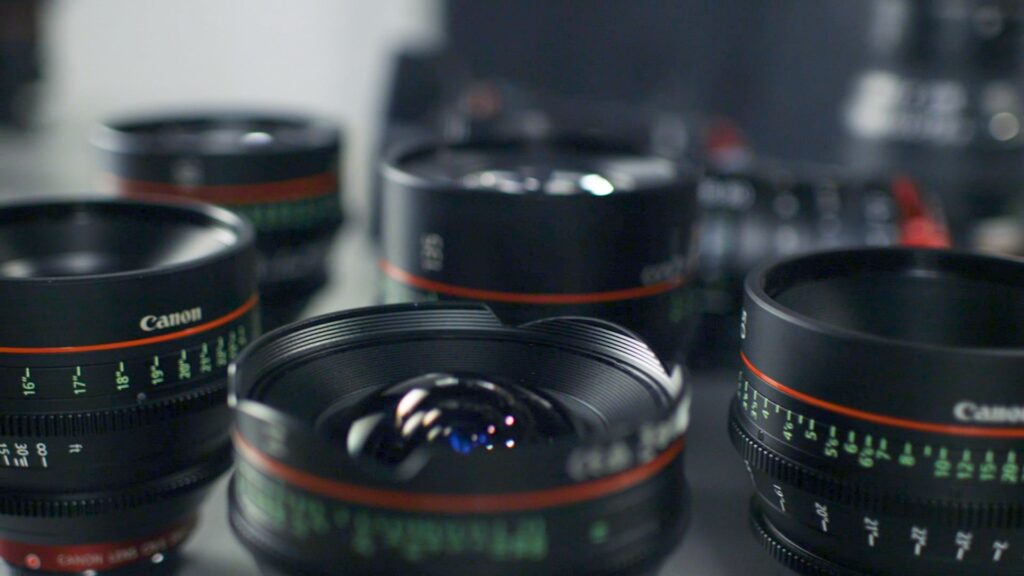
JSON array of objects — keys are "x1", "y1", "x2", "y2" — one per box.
[
  {"x1": 0, "y1": 294, "x2": 258, "y2": 355},
  {"x1": 235, "y1": 431, "x2": 685, "y2": 514},
  {"x1": 379, "y1": 259, "x2": 689, "y2": 305},
  {"x1": 743, "y1": 351, "x2": 1024, "y2": 439},
  {"x1": 108, "y1": 172, "x2": 337, "y2": 206}
]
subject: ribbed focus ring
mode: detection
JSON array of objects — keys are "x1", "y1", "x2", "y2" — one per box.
[
  {"x1": 0, "y1": 381, "x2": 226, "y2": 437},
  {"x1": 730, "y1": 407, "x2": 1024, "y2": 530},
  {"x1": 0, "y1": 453, "x2": 229, "y2": 518}
]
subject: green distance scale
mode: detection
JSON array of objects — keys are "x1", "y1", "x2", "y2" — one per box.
[
  {"x1": 735, "y1": 376, "x2": 1024, "y2": 487},
  {"x1": 233, "y1": 193, "x2": 342, "y2": 232},
  {"x1": 0, "y1": 317, "x2": 254, "y2": 402}
]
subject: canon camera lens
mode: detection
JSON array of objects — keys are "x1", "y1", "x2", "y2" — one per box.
[
  {"x1": 229, "y1": 303, "x2": 689, "y2": 576},
  {"x1": 93, "y1": 111, "x2": 343, "y2": 327},
  {"x1": 0, "y1": 198, "x2": 259, "y2": 574},
  {"x1": 379, "y1": 137, "x2": 700, "y2": 362},
  {"x1": 731, "y1": 248, "x2": 1024, "y2": 575}
]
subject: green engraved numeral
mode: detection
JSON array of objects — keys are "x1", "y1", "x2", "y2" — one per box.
[
  {"x1": 199, "y1": 344, "x2": 213, "y2": 374},
  {"x1": 956, "y1": 450, "x2": 975, "y2": 481},
  {"x1": 843, "y1": 431, "x2": 859, "y2": 455},
  {"x1": 178, "y1": 350, "x2": 192, "y2": 381},
  {"x1": 1001, "y1": 452, "x2": 1019, "y2": 484},
  {"x1": 115, "y1": 362, "x2": 130, "y2": 391},
  {"x1": 150, "y1": 356, "x2": 165, "y2": 385},
  {"x1": 72, "y1": 366, "x2": 87, "y2": 395},
  {"x1": 934, "y1": 448, "x2": 951, "y2": 479},
  {"x1": 898, "y1": 443, "x2": 916, "y2": 467},
  {"x1": 20, "y1": 368, "x2": 35, "y2": 397},
  {"x1": 215, "y1": 337, "x2": 228, "y2": 368},
  {"x1": 980, "y1": 451, "x2": 998, "y2": 482}
]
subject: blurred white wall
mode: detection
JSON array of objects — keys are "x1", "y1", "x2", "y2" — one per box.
[{"x1": 35, "y1": 0, "x2": 443, "y2": 215}]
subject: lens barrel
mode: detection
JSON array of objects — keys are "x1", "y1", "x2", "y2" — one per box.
[
  {"x1": 0, "y1": 198, "x2": 259, "y2": 574},
  {"x1": 93, "y1": 111, "x2": 343, "y2": 327},
  {"x1": 730, "y1": 248, "x2": 1024, "y2": 575},
  {"x1": 229, "y1": 303, "x2": 689, "y2": 576},
  {"x1": 379, "y1": 137, "x2": 700, "y2": 362}
]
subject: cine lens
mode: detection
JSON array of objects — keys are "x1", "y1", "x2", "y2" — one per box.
[
  {"x1": 378, "y1": 137, "x2": 700, "y2": 362},
  {"x1": 730, "y1": 248, "x2": 1024, "y2": 575},
  {"x1": 93, "y1": 111, "x2": 343, "y2": 327},
  {"x1": 229, "y1": 303, "x2": 689, "y2": 576},
  {"x1": 0, "y1": 198, "x2": 259, "y2": 575}
]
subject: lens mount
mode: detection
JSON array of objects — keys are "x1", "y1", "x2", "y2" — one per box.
[
  {"x1": 732, "y1": 248, "x2": 1024, "y2": 575},
  {"x1": 0, "y1": 197, "x2": 259, "y2": 574},
  {"x1": 230, "y1": 303, "x2": 689, "y2": 576}
]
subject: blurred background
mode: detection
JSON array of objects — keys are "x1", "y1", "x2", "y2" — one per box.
[{"x1": 1, "y1": 0, "x2": 1021, "y2": 574}]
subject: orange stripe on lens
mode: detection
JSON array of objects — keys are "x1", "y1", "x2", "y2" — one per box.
[
  {"x1": 379, "y1": 259, "x2": 687, "y2": 305},
  {"x1": 0, "y1": 295, "x2": 258, "y2": 355},
  {"x1": 234, "y1": 431, "x2": 685, "y2": 514},
  {"x1": 110, "y1": 172, "x2": 337, "y2": 206}
]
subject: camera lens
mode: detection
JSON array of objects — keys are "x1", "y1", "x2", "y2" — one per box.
[
  {"x1": 93, "y1": 111, "x2": 343, "y2": 327},
  {"x1": 379, "y1": 137, "x2": 700, "y2": 362},
  {"x1": 694, "y1": 168, "x2": 948, "y2": 364},
  {"x1": 0, "y1": 198, "x2": 258, "y2": 574},
  {"x1": 730, "y1": 248, "x2": 1024, "y2": 575},
  {"x1": 229, "y1": 303, "x2": 690, "y2": 576}
]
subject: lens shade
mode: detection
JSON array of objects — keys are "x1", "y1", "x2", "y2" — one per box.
[
  {"x1": 229, "y1": 303, "x2": 689, "y2": 576},
  {"x1": 0, "y1": 198, "x2": 259, "y2": 574},
  {"x1": 731, "y1": 248, "x2": 1024, "y2": 575},
  {"x1": 379, "y1": 137, "x2": 700, "y2": 362}
]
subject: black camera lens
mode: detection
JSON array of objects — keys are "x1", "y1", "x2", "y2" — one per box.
[
  {"x1": 0, "y1": 198, "x2": 258, "y2": 575},
  {"x1": 379, "y1": 137, "x2": 700, "y2": 362},
  {"x1": 693, "y1": 168, "x2": 948, "y2": 365},
  {"x1": 730, "y1": 248, "x2": 1024, "y2": 575},
  {"x1": 93, "y1": 111, "x2": 343, "y2": 327},
  {"x1": 229, "y1": 303, "x2": 689, "y2": 576}
]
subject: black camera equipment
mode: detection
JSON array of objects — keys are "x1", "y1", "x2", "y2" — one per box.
[
  {"x1": 0, "y1": 197, "x2": 259, "y2": 574},
  {"x1": 732, "y1": 248, "x2": 1024, "y2": 575},
  {"x1": 229, "y1": 303, "x2": 690, "y2": 576}
]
